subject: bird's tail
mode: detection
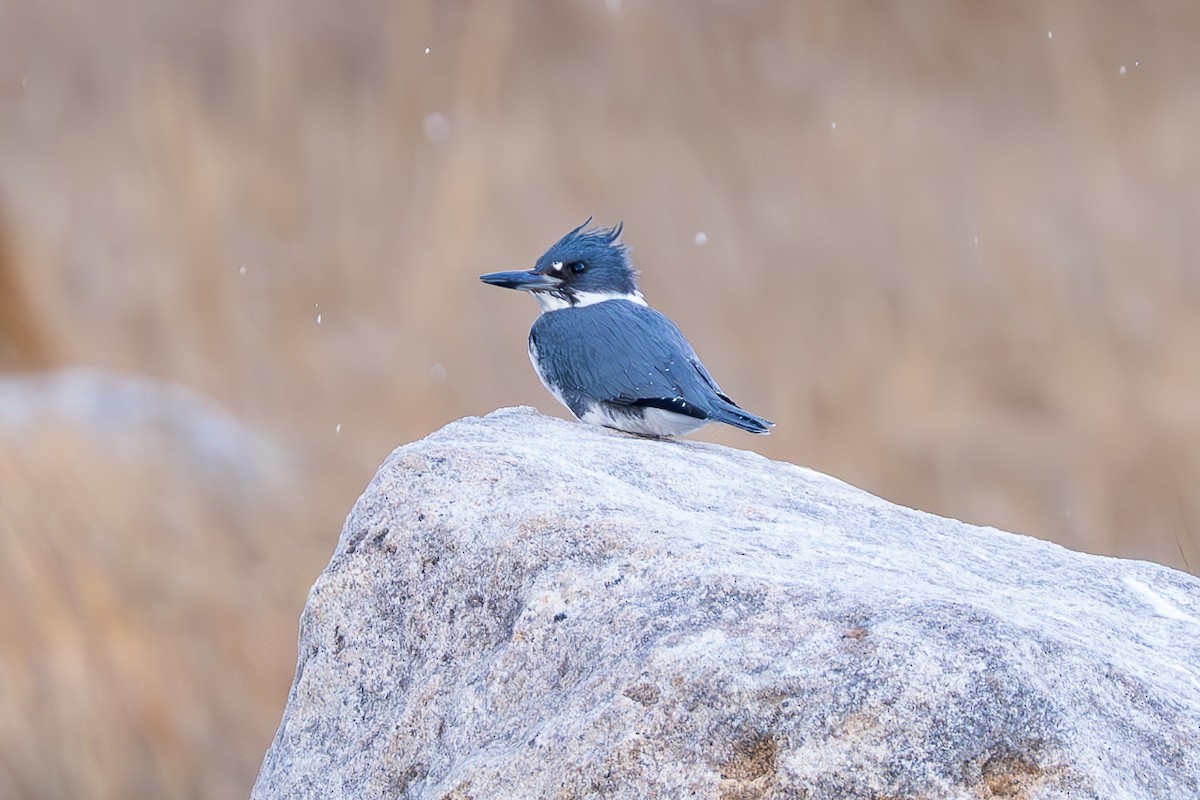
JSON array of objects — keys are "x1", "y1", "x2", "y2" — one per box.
[{"x1": 708, "y1": 401, "x2": 774, "y2": 435}]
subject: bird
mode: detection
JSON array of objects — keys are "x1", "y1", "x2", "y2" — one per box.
[{"x1": 479, "y1": 218, "x2": 774, "y2": 438}]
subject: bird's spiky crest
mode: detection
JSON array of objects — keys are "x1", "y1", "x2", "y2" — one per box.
[{"x1": 554, "y1": 217, "x2": 625, "y2": 251}]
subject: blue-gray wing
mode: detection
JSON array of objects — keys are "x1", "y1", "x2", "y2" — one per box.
[{"x1": 529, "y1": 301, "x2": 730, "y2": 420}]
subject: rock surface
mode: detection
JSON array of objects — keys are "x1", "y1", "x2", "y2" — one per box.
[{"x1": 254, "y1": 407, "x2": 1200, "y2": 799}]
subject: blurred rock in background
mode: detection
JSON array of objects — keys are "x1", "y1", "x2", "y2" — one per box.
[{"x1": 1, "y1": 1, "x2": 1198, "y2": 797}]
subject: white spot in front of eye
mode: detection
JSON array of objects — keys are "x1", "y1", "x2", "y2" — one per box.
[{"x1": 552, "y1": 261, "x2": 564, "y2": 272}]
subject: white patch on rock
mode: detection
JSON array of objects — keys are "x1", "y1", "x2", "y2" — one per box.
[{"x1": 1123, "y1": 575, "x2": 1200, "y2": 625}]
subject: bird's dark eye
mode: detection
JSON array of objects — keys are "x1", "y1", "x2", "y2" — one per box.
[{"x1": 570, "y1": 261, "x2": 588, "y2": 273}]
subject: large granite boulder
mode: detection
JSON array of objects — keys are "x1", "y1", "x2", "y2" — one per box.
[{"x1": 254, "y1": 407, "x2": 1200, "y2": 799}]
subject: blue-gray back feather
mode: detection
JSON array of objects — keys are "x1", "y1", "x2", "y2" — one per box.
[{"x1": 530, "y1": 301, "x2": 769, "y2": 432}]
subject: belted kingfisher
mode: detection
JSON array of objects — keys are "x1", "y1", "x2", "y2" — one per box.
[{"x1": 480, "y1": 219, "x2": 774, "y2": 437}]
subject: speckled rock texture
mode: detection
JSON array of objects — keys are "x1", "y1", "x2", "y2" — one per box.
[{"x1": 254, "y1": 407, "x2": 1200, "y2": 800}]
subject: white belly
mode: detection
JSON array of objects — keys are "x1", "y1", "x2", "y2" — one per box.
[{"x1": 579, "y1": 403, "x2": 707, "y2": 437}]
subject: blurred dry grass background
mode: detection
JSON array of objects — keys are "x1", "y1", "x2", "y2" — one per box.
[{"x1": 1, "y1": 0, "x2": 1198, "y2": 797}]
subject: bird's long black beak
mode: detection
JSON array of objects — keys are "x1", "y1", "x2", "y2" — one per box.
[{"x1": 479, "y1": 269, "x2": 562, "y2": 292}]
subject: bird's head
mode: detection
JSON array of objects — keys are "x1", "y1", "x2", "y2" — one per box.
[{"x1": 480, "y1": 218, "x2": 642, "y2": 311}]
